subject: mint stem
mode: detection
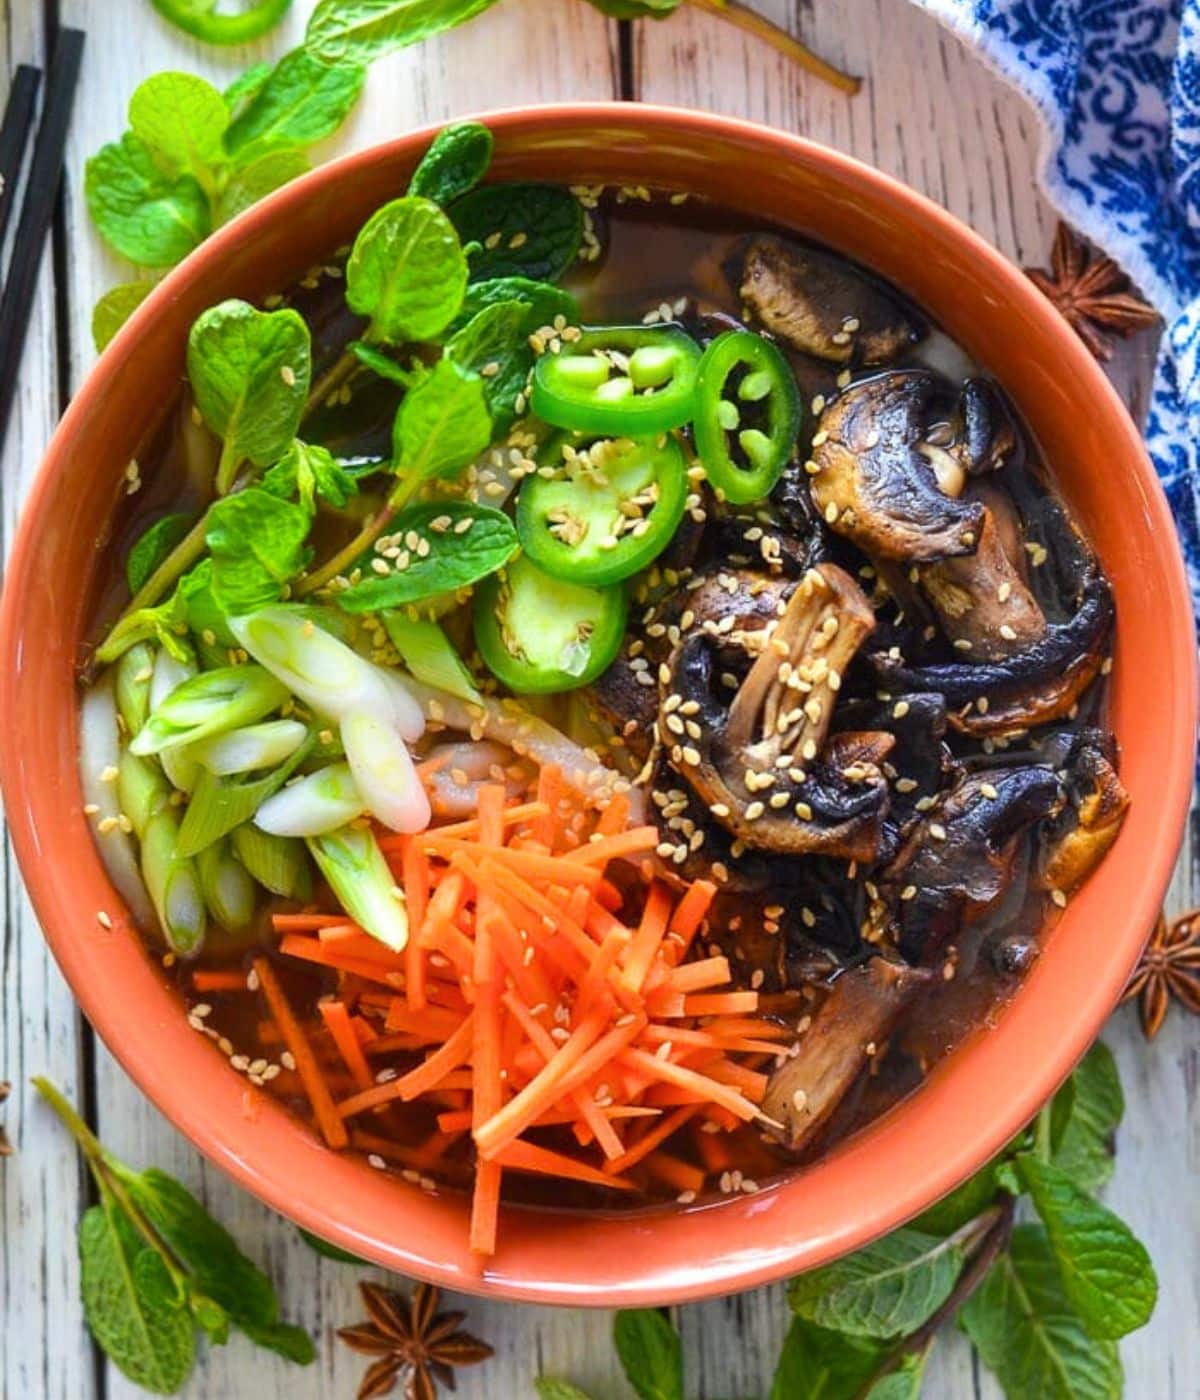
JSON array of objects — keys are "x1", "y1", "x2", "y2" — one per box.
[
  {"x1": 303, "y1": 348, "x2": 357, "y2": 421},
  {"x1": 1033, "y1": 1103, "x2": 1053, "y2": 1162},
  {"x1": 32, "y1": 1076, "x2": 106, "y2": 1167}
]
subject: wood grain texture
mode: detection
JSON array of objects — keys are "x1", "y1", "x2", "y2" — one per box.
[{"x1": 0, "y1": 1, "x2": 1193, "y2": 1397}]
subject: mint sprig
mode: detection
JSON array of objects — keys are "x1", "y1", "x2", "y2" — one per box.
[{"x1": 33, "y1": 1079, "x2": 313, "y2": 1394}]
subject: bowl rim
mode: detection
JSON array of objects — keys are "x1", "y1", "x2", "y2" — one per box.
[{"x1": 2, "y1": 101, "x2": 1195, "y2": 1305}]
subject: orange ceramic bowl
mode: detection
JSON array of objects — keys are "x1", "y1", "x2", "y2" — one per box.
[{"x1": 1, "y1": 105, "x2": 1195, "y2": 1305}]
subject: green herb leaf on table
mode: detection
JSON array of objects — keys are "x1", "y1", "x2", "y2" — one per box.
[
  {"x1": 912, "y1": 1162, "x2": 999, "y2": 1238},
  {"x1": 408, "y1": 119, "x2": 494, "y2": 206},
  {"x1": 535, "y1": 1380, "x2": 596, "y2": 1400},
  {"x1": 86, "y1": 133, "x2": 211, "y2": 267},
  {"x1": 216, "y1": 147, "x2": 312, "y2": 226},
  {"x1": 338, "y1": 501, "x2": 517, "y2": 611},
  {"x1": 453, "y1": 274, "x2": 580, "y2": 336},
  {"x1": 127, "y1": 514, "x2": 198, "y2": 594},
  {"x1": 393, "y1": 357, "x2": 493, "y2": 486},
  {"x1": 770, "y1": 1315, "x2": 884, "y2": 1400},
  {"x1": 304, "y1": 0, "x2": 503, "y2": 65},
  {"x1": 128, "y1": 71, "x2": 229, "y2": 180},
  {"x1": 263, "y1": 439, "x2": 357, "y2": 511},
  {"x1": 1015, "y1": 1154, "x2": 1156, "y2": 1339},
  {"x1": 613, "y1": 1308, "x2": 684, "y2": 1400},
  {"x1": 788, "y1": 1226, "x2": 964, "y2": 1341},
  {"x1": 205, "y1": 488, "x2": 313, "y2": 615},
  {"x1": 224, "y1": 47, "x2": 366, "y2": 160},
  {"x1": 445, "y1": 296, "x2": 532, "y2": 428},
  {"x1": 346, "y1": 195, "x2": 469, "y2": 344},
  {"x1": 223, "y1": 61, "x2": 274, "y2": 120},
  {"x1": 960, "y1": 1224, "x2": 1122, "y2": 1400},
  {"x1": 864, "y1": 1353, "x2": 928, "y2": 1400},
  {"x1": 93, "y1": 281, "x2": 155, "y2": 352},
  {"x1": 1048, "y1": 1041, "x2": 1123, "y2": 1192},
  {"x1": 451, "y1": 182, "x2": 585, "y2": 283},
  {"x1": 186, "y1": 299, "x2": 311, "y2": 486}
]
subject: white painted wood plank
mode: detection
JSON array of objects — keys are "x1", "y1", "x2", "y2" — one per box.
[{"x1": 0, "y1": 7, "x2": 99, "y2": 1399}]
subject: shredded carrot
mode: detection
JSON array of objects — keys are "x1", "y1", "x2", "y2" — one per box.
[
  {"x1": 595, "y1": 791, "x2": 630, "y2": 836},
  {"x1": 270, "y1": 912, "x2": 341, "y2": 931},
  {"x1": 533, "y1": 765, "x2": 563, "y2": 848},
  {"x1": 666, "y1": 878, "x2": 717, "y2": 959},
  {"x1": 619, "y1": 1047, "x2": 761, "y2": 1123},
  {"x1": 253, "y1": 958, "x2": 348, "y2": 1150},
  {"x1": 565, "y1": 826, "x2": 660, "y2": 868},
  {"x1": 665, "y1": 956, "x2": 733, "y2": 994},
  {"x1": 622, "y1": 882, "x2": 673, "y2": 993},
  {"x1": 421, "y1": 837, "x2": 603, "y2": 888},
  {"x1": 604, "y1": 1104, "x2": 699, "y2": 1176},
  {"x1": 190, "y1": 969, "x2": 248, "y2": 993},
  {"x1": 642, "y1": 1150, "x2": 706, "y2": 1195},
  {"x1": 319, "y1": 1000, "x2": 374, "y2": 1092},
  {"x1": 682, "y1": 991, "x2": 760, "y2": 1017},
  {"x1": 278, "y1": 935, "x2": 404, "y2": 987},
  {"x1": 402, "y1": 839, "x2": 430, "y2": 1010}
]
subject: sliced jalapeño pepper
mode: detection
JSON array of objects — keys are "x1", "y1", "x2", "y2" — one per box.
[
  {"x1": 473, "y1": 554, "x2": 626, "y2": 694},
  {"x1": 516, "y1": 435, "x2": 688, "y2": 586},
  {"x1": 693, "y1": 330, "x2": 802, "y2": 504},
  {"x1": 532, "y1": 325, "x2": 702, "y2": 436}
]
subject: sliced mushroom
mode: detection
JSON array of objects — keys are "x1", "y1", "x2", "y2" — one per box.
[
  {"x1": 738, "y1": 237, "x2": 923, "y2": 365},
  {"x1": 917, "y1": 496, "x2": 1046, "y2": 661},
  {"x1": 953, "y1": 378, "x2": 1023, "y2": 475},
  {"x1": 811, "y1": 372, "x2": 984, "y2": 561},
  {"x1": 878, "y1": 765, "x2": 1065, "y2": 964},
  {"x1": 761, "y1": 957, "x2": 928, "y2": 1151},
  {"x1": 584, "y1": 644, "x2": 660, "y2": 768},
  {"x1": 872, "y1": 563, "x2": 1112, "y2": 737},
  {"x1": 663, "y1": 564, "x2": 891, "y2": 861},
  {"x1": 1037, "y1": 730, "x2": 1129, "y2": 894}
]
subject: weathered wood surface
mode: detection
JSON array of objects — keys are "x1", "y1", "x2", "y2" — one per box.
[{"x1": 0, "y1": 2, "x2": 1194, "y2": 1397}]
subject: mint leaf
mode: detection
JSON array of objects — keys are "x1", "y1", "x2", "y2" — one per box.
[
  {"x1": 445, "y1": 297, "x2": 532, "y2": 429},
  {"x1": 788, "y1": 1227, "x2": 963, "y2": 1340},
  {"x1": 1049, "y1": 1042, "x2": 1122, "y2": 1191},
  {"x1": 187, "y1": 300, "x2": 311, "y2": 474},
  {"x1": 225, "y1": 47, "x2": 366, "y2": 159},
  {"x1": 409, "y1": 120, "x2": 493, "y2": 206},
  {"x1": 128, "y1": 513, "x2": 198, "y2": 594},
  {"x1": 349, "y1": 340, "x2": 414, "y2": 385},
  {"x1": 129, "y1": 71, "x2": 229, "y2": 178},
  {"x1": 337, "y1": 501, "x2": 516, "y2": 611},
  {"x1": 217, "y1": 147, "x2": 311, "y2": 225},
  {"x1": 587, "y1": 0, "x2": 680, "y2": 13},
  {"x1": 305, "y1": 0, "x2": 502, "y2": 64},
  {"x1": 912, "y1": 1163, "x2": 999, "y2": 1236},
  {"x1": 79, "y1": 1200, "x2": 196, "y2": 1395},
  {"x1": 394, "y1": 358, "x2": 492, "y2": 485},
  {"x1": 1016, "y1": 1155, "x2": 1156, "y2": 1339},
  {"x1": 237, "y1": 1317, "x2": 316, "y2": 1364},
  {"x1": 224, "y1": 61, "x2": 273, "y2": 121},
  {"x1": 535, "y1": 1382, "x2": 595, "y2": 1400},
  {"x1": 180, "y1": 561, "x2": 239, "y2": 648},
  {"x1": 453, "y1": 275, "x2": 580, "y2": 336},
  {"x1": 770, "y1": 1316, "x2": 883, "y2": 1400},
  {"x1": 865, "y1": 1357, "x2": 926, "y2": 1400},
  {"x1": 451, "y1": 182, "x2": 584, "y2": 283},
  {"x1": 93, "y1": 281, "x2": 154, "y2": 352},
  {"x1": 297, "y1": 1227, "x2": 368, "y2": 1264},
  {"x1": 206, "y1": 488, "x2": 313, "y2": 615},
  {"x1": 86, "y1": 134, "x2": 210, "y2": 267},
  {"x1": 263, "y1": 439, "x2": 357, "y2": 511},
  {"x1": 961, "y1": 1224, "x2": 1122, "y2": 1399},
  {"x1": 613, "y1": 1309, "x2": 683, "y2": 1400},
  {"x1": 346, "y1": 195, "x2": 468, "y2": 344}
]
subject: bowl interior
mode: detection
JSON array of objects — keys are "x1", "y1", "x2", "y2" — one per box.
[{"x1": 1, "y1": 105, "x2": 1194, "y2": 1304}]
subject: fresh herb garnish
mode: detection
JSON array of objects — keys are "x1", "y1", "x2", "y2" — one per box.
[
  {"x1": 262, "y1": 438, "x2": 358, "y2": 512},
  {"x1": 93, "y1": 281, "x2": 154, "y2": 351},
  {"x1": 223, "y1": 46, "x2": 366, "y2": 162},
  {"x1": 33, "y1": 1079, "x2": 313, "y2": 1394},
  {"x1": 127, "y1": 513, "x2": 198, "y2": 594},
  {"x1": 444, "y1": 296, "x2": 532, "y2": 428},
  {"x1": 205, "y1": 487, "x2": 313, "y2": 614},
  {"x1": 408, "y1": 118, "x2": 494, "y2": 206},
  {"x1": 450, "y1": 181, "x2": 585, "y2": 283},
  {"x1": 86, "y1": 131, "x2": 212, "y2": 268}
]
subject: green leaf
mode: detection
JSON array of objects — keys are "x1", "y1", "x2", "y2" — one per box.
[
  {"x1": 180, "y1": 560, "x2": 238, "y2": 648},
  {"x1": 912, "y1": 1163, "x2": 999, "y2": 1237},
  {"x1": 1050, "y1": 1042, "x2": 1123, "y2": 1192},
  {"x1": 305, "y1": 0, "x2": 502, "y2": 64},
  {"x1": 224, "y1": 61, "x2": 273, "y2": 120},
  {"x1": 587, "y1": 0, "x2": 681, "y2": 14},
  {"x1": 86, "y1": 133, "x2": 211, "y2": 267},
  {"x1": 1015, "y1": 1155, "x2": 1156, "y2": 1339},
  {"x1": 187, "y1": 299, "x2": 311, "y2": 471},
  {"x1": 445, "y1": 297, "x2": 532, "y2": 430},
  {"x1": 129, "y1": 71, "x2": 229, "y2": 178},
  {"x1": 127, "y1": 514, "x2": 198, "y2": 594},
  {"x1": 297, "y1": 1227, "x2": 369, "y2": 1264},
  {"x1": 94, "y1": 592, "x2": 191, "y2": 667},
  {"x1": 263, "y1": 439, "x2": 357, "y2": 511},
  {"x1": 409, "y1": 120, "x2": 493, "y2": 206},
  {"x1": 960, "y1": 1224, "x2": 1122, "y2": 1400},
  {"x1": 453, "y1": 274, "x2": 580, "y2": 336},
  {"x1": 338, "y1": 501, "x2": 516, "y2": 612},
  {"x1": 535, "y1": 1382, "x2": 596, "y2": 1400},
  {"x1": 237, "y1": 1317, "x2": 316, "y2": 1364},
  {"x1": 769, "y1": 1316, "x2": 883, "y2": 1400},
  {"x1": 217, "y1": 147, "x2": 311, "y2": 225},
  {"x1": 93, "y1": 281, "x2": 155, "y2": 352},
  {"x1": 188, "y1": 1289, "x2": 231, "y2": 1343},
  {"x1": 788, "y1": 1227, "x2": 963, "y2": 1340},
  {"x1": 865, "y1": 1357, "x2": 926, "y2": 1400},
  {"x1": 613, "y1": 1309, "x2": 683, "y2": 1400},
  {"x1": 79, "y1": 1200, "x2": 196, "y2": 1395},
  {"x1": 113, "y1": 1166, "x2": 278, "y2": 1329},
  {"x1": 206, "y1": 488, "x2": 313, "y2": 615},
  {"x1": 382, "y1": 614, "x2": 480, "y2": 700},
  {"x1": 346, "y1": 195, "x2": 468, "y2": 344},
  {"x1": 225, "y1": 46, "x2": 366, "y2": 159},
  {"x1": 177, "y1": 735, "x2": 314, "y2": 858},
  {"x1": 349, "y1": 340, "x2": 415, "y2": 385},
  {"x1": 451, "y1": 182, "x2": 584, "y2": 283},
  {"x1": 394, "y1": 358, "x2": 492, "y2": 486}
]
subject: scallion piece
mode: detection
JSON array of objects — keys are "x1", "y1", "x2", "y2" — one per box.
[
  {"x1": 195, "y1": 837, "x2": 256, "y2": 933},
  {"x1": 130, "y1": 664, "x2": 288, "y2": 757},
  {"x1": 150, "y1": 646, "x2": 200, "y2": 793},
  {"x1": 306, "y1": 824, "x2": 408, "y2": 951},
  {"x1": 341, "y1": 708, "x2": 430, "y2": 834},
  {"x1": 382, "y1": 613, "x2": 480, "y2": 703},
  {"x1": 140, "y1": 808, "x2": 206, "y2": 956},
  {"x1": 190, "y1": 718, "x2": 309, "y2": 775},
  {"x1": 176, "y1": 731, "x2": 315, "y2": 858},
  {"x1": 114, "y1": 642, "x2": 155, "y2": 737},
  {"x1": 254, "y1": 762, "x2": 365, "y2": 838},
  {"x1": 230, "y1": 824, "x2": 312, "y2": 902}
]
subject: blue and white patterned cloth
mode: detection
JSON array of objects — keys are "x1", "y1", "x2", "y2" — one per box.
[{"x1": 917, "y1": 0, "x2": 1200, "y2": 615}]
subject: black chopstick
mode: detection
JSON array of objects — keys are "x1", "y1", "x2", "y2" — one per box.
[
  {"x1": 0, "y1": 28, "x2": 84, "y2": 456},
  {"x1": 0, "y1": 66, "x2": 41, "y2": 251}
]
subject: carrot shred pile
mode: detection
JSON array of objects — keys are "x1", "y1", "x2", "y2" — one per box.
[{"x1": 199, "y1": 770, "x2": 777, "y2": 1260}]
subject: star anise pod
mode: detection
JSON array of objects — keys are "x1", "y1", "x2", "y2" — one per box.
[
  {"x1": 0, "y1": 1082, "x2": 11, "y2": 1157},
  {"x1": 337, "y1": 1280, "x2": 493, "y2": 1400},
  {"x1": 1024, "y1": 222, "x2": 1158, "y2": 361},
  {"x1": 1121, "y1": 908, "x2": 1200, "y2": 1039}
]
